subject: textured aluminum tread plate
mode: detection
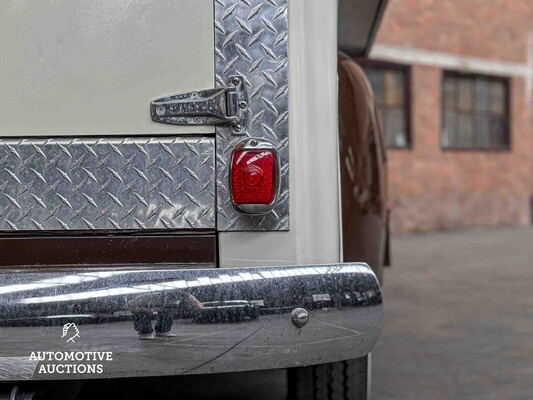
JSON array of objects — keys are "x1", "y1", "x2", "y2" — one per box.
[
  {"x1": 215, "y1": 0, "x2": 289, "y2": 231},
  {"x1": 0, "y1": 137, "x2": 215, "y2": 231},
  {"x1": 0, "y1": 357, "x2": 38, "y2": 380}
]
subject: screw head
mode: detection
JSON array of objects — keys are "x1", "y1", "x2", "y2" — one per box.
[
  {"x1": 193, "y1": 117, "x2": 201, "y2": 123},
  {"x1": 291, "y1": 308, "x2": 309, "y2": 329},
  {"x1": 232, "y1": 77, "x2": 241, "y2": 86},
  {"x1": 239, "y1": 101, "x2": 248, "y2": 110},
  {"x1": 233, "y1": 124, "x2": 242, "y2": 132},
  {"x1": 191, "y1": 92, "x2": 199, "y2": 99},
  {"x1": 250, "y1": 139, "x2": 259, "y2": 147},
  {"x1": 155, "y1": 106, "x2": 166, "y2": 116}
]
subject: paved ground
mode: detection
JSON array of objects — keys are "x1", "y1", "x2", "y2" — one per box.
[{"x1": 372, "y1": 227, "x2": 533, "y2": 400}]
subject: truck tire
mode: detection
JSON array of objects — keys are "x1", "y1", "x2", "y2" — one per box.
[{"x1": 288, "y1": 357, "x2": 368, "y2": 400}]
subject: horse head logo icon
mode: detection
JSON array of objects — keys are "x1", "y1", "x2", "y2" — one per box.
[{"x1": 62, "y1": 323, "x2": 80, "y2": 343}]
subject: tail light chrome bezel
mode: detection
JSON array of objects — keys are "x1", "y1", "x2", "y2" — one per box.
[{"x1": 230, "y1": 138, "x2": 280, "y2": 215}]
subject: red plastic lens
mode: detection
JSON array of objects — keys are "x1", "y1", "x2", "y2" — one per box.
[{"x1": 231, "y1": 150, "x2": 276, "y2": 205}]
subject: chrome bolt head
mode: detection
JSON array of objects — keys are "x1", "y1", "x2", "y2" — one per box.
[
  {"x1": 239, "y1": 101, "x2": 248, "y2": 110},
  {"x1": 233, "y1": 124, "x2": 242, "y2": 132},
  {"x1": 291, "y1": 308, "x2": 309, "y2": 329},
  {"x1": 155, "y1": 106, "x2": 166, "y2": 116},
  {"x1": 232, "y1": 77, "x2": 241, "y2": 86}
]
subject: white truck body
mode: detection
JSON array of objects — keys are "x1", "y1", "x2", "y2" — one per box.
[{"x1": 0, "y1": 0, "x2": 385, "y2": 393}]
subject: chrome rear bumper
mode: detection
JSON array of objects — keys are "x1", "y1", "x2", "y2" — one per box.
[{"x1": 0, "y1": 263, "x2": 383, "y2": 381}]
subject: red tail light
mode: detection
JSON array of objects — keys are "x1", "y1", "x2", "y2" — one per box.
[{"x1": 230, "y1": 139, "x2": 278, "y2": 214}]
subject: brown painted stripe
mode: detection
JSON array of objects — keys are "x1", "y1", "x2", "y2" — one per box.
[{"x1": 0, "y1": 235, "x2": 216, "y2": 268}]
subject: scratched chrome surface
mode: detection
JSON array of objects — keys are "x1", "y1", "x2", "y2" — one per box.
[
  {"x1": 0, "y1": 137, "x2": 215, "y2": 231},
  {"x1": 215, "y1": 0, "x2": 290, "y2": 231},
  {"x1": 0, "y1": 263, "x2": 383, "y2": 380}
]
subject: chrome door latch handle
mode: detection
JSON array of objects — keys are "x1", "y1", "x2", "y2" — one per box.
[{"x1": 150, "y1": 75, "x2": 248, "y2": 133}]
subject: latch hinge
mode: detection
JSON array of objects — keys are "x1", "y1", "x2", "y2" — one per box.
[{"x1": 150, "y1": 76, "x2": 247, "y2": 133}]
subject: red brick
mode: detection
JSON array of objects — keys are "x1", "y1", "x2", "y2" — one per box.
[{"x1": 374, "y1": 1, "x2": 533, "y2": 234}]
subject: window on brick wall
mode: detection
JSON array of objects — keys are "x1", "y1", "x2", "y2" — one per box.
[
  {"x1": 361, "y1": 62, "x2": 411, "y2": 149},
  {"x1": 442, "y1": 72, "x2": 510, "y2": 150}
]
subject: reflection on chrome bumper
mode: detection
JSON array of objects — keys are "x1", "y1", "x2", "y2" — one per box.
[{"x1": 0, "y1": 263, "x2": 383, "y2": 381}]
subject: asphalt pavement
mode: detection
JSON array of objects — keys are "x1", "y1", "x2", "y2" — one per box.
[{"x1": 372, "y1": 226, "x2": 533, "y2": 400}]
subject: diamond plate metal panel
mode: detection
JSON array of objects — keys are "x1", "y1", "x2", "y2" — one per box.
[
  {"x1": 0, "y1": 357, "x2": 38, "y2": 380},
  {"x1": 0, "y1": 137, "x2": 215, "y2": 231},
  {"x1": 215, "y1": 0, "x2": 289, "y2": 231}
]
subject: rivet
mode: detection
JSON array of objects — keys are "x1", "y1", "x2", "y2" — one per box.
[
  {"x1": 155, "y1": 106, "x2": 166, "y2": 116},
  {"x1": 250, "y1": 139, "x2": 259, "y2": 147}
]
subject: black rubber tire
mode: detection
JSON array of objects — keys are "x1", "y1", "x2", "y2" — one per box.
[{"x1": 288, "y1": 357, "x2": 368, "y2": 400}]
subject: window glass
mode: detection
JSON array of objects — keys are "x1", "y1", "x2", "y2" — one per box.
[
  {"x1": 442, "y1": 73, "x2": 509, "y2": 150},
  {"x1": 490, "y1": 116, "x2": 506, "y2": 147},
  {"x1": 385, "y1": 108, "x2": 407, "y2": 148},
  {"x1": 457, "y1": 114, "x2": 475, "y2": 147},
  {"x1": 442, "y1": 110, "x2": 455, "y2": 147},
  {"x1": 363, "y1": 65, "x2": 409, "y2": 148},
  {"x1": 365, "y1": 69, "x2": 385, "y2": 105},
  {"x1": 475, "y1": 80, "x2": 489, "y2": 111},
  {"x1": 475, "y1": 115, "x2": 489, "y2": 147},
  {"x1": 443, "y1": 79, "x2": 455, "y2": 109},
  {"x1": 457, "y1": 78, "x2": 473, "y2": 112},
  {"x1": 384, "y1": 70, "x2": 405, "y2": 107},
  {"x1": 490, "y1": 81, "x2": 506, "y2": 115}
]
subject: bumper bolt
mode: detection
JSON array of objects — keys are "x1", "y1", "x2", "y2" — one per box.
[{"x1": 291, "y1": 308, "x2": 309, "y2": 329}]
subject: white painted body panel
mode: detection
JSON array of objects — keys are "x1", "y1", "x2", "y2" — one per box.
[
  {"x1": 0, "y1": 0, "x2": 341, "y2": 263},
  {"x1": 219, "y1": 0, "x2": 341, "y2": 267},
  {"x1": 0, "y1": 0, "x2": 214, "y2": 136}
]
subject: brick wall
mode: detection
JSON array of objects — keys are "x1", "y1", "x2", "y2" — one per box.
[
  {"x1": 373, "y1": 0, "x2": 533, "y2": 234},
  {"x1": 375, "y1": 0, "x2": 533, "y2": 62}
]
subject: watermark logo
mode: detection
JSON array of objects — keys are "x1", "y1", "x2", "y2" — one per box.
[
  {"x1": 62, "y1": 323, "x2": 80, "y2": 343},
  {"x1": 27, "y1": 322, "x2": 113, "y2": 375}
]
